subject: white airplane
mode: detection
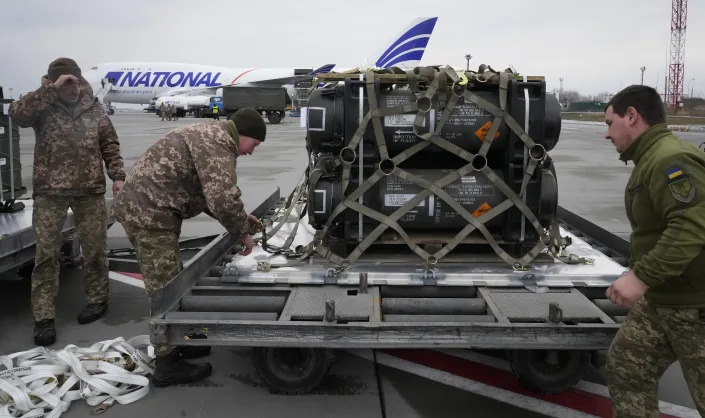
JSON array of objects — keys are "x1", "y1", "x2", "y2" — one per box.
[{"x1": 82, "y1": 17, "x2": 438, "y2": 114}]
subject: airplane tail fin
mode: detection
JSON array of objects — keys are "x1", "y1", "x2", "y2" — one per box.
[
  {"x1": 309, "y1": 64, "x2": 336, "y2": 75},
  {"x1": 371, "y1": 17, "x2": 438, "y2": 69}
]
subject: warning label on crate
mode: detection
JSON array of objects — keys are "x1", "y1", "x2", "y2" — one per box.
[
  {"x1": 0, "y1": 127, "x2": 4, "y2": 134},
  {"x1": 383, "y1": 94, "x2": 423, "y2": 128},
  {"x1": 384, "y1": 113, "x2": 417, "y2": 127},
  {"x1": 475, "y1": 121, "x2": 500, "y2": 142},
  {"x1": 472, "y1": 202, "x2": 492, "y2": 218},
  {"x1": 0, "y1": 158, "x2": 6, "y2": 166},
  {"x1": 384, "y1": 194, "x2": 426, "y2": 207}
]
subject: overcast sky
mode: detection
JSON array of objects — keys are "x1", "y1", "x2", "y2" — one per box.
[{"x1": 1, "y1": 0, "x2": 703, "y2": 99}]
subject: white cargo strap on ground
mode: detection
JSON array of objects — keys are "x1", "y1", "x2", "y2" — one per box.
[{"x1": 0, "y1": 336, "x2": 154, "y2": 417}]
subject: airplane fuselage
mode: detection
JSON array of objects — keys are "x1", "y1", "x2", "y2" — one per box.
[
  {"x1": 82, "y1": 62, "x2": 297, "y2": 105},
  {"x1": 81, "y1": 17, "x2": 438, "y2": 107}
]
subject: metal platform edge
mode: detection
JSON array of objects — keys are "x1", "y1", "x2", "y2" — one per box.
[{"x1": 151, "y1": 318, "x2": 619, "y2": 350}]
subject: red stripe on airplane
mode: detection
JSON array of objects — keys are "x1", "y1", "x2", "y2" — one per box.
[
  {"x1": 231, "y1": 69, "x2": 256, "y2": 84},
  {"x1": 383, "y1": 349, "x2": 679, "y2": 418}
]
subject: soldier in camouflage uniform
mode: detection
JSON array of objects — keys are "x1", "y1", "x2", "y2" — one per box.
[
  {"x1": 111, "y1": 107, "x2": 265, "y2": 387},
  {"x1": 10, "y1": 58, "x2": 126, "y2": 347},
  {"x1": 159, "y1": 103, "x2": 165, "y2": 121},
  {"x1": 602, "y1": 85, "x2": 705, "y2": 417}
]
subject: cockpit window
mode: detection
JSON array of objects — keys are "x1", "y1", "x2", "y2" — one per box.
[{"x1": 91, "y1": 66, "x2": 98, "y2": 70}]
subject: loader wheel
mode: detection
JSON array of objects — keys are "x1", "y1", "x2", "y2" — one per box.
[
  {"x1": 510, "y1": 350, "x2": 590, "y2": 394},
  {"x1": 253, "y1": 347, "x2": 334, "y2": 394},
  {"x1": 267, "y1": 112, "x2": 282, "y2": 124}
]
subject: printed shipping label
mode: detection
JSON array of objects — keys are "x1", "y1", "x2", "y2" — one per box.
[
  {"x1": 384, "y1": 114, "x2": 417, "y2": 127},
  {"x1": 384, "y1": 194, "x2": 426, "y2": 207}
]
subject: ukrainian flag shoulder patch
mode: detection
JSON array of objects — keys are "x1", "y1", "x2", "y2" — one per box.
[{"x1": 667, "y1": 167, "x2": 684, "y2": 180}]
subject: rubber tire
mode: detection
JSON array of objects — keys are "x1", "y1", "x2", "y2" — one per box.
[
  {"x1": 108, "y1": 108, "x2": 115, "y2": 115},
  {"x1": 510, "y1": 350, "x2": 590, "y2": 394},
  {"x1": 253, "y1": 347, "x2": 334, "y2": 394},
  {"x1": 267, "y1": 112, "x2": 282, "y2": 124}
]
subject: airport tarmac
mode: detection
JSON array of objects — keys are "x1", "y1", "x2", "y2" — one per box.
[{"x1": 2, "y1": 111, "x2": 703, "y2": 417}]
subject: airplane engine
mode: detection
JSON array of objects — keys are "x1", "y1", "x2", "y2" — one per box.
[{"x1": 155, "y1": 95, "x2": 189, "y2": 109}]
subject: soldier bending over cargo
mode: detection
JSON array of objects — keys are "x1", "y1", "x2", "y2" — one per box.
[
  {"x1": 602, "y1": 85, "x2": 705, "y2": 416},
  {"x1": 111, "y1": 107, "x2": 265, "y2": 386},
  {"x1": 10, "y1": 58, "x2": 126, "y2": 346}
]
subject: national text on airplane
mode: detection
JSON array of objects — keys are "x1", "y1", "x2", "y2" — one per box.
[{"x1": 104, "y1": 71, "x2": 222, "y2": 88}]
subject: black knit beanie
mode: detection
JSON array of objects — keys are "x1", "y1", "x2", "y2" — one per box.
[
  {"x1": 230, "y1": 107, "x2": 266, "y2": 141},
  {"x1": 48, "y1": 58, "x2": 82, "y2": 82}
]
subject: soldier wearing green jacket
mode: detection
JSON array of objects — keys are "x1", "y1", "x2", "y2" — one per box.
[{"x1": 603, "y1": 85, "x2": 705, "y2": 417}]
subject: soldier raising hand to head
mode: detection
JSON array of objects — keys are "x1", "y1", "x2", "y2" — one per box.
[{"x1": 10, "y1": 57, "x2": 126, "y2": 347}]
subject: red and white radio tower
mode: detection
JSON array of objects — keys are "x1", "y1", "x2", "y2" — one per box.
[{"x1": 666, "y1": 0, "x2": 687, "y2": 109}]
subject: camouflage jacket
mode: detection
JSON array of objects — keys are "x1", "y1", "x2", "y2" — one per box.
[
  {"x1": 9, "y1": 76, "x2": 125, "y2": 197},
  {"x1": 111, "y1": 121, "x2": 249, "y2": 237},
  {"x1": 620, "y1": 124, "x2": 705, "y2": 307}
]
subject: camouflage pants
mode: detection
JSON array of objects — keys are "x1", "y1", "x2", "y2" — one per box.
[
  {"x1": 32, "y1": 195, "x2": 109, "y2": 321},
  {"x1": 124, "y1": 225, "x2": 181, "y2": 357},
  {"x1": 606, "y1": 297, "x2": 705, "y2": 417}
]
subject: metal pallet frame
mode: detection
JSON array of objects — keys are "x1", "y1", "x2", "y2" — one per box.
[{"x1": 149, "y1": 190, "x2": 629, "y2": 351}]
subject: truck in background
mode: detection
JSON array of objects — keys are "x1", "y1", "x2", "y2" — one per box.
[
  {"x1": 151, "y1": 88, "x2": 287, "y2": 124},
  {"x1": 193, "y1": 96, "x2": 224, "y2": 118},
  {"x1": 222, "y1": 86, "x2": 287, "y2": 124}
]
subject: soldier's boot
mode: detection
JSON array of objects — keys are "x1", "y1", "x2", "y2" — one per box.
[
  {"x1": 175, "y1": 333, "x2": 211, "y2": 359},
  {"x1": 151, "y1": 352, "x2": 212, "y2": 387},
  {"x1": 77, "y1": 303, "x2": 108, "y2": 324},
  {"x1": 34, "y1": 319, "x2": 56, "y2": 346}
]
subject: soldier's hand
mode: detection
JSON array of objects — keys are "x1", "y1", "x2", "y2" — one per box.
[
  {"x1": 53, "y1": 74, "x2": 80, "y2": 89},
  {"x1": 247, "y1": 214, "x2": 262, "y2": 234},
  {"x1": 606, "y1": 270, "x2": 648, "y2": 307},
  {"x1": 112, "y1": 180, "x2": 125, "y2": 196},
  {"x1": 239, "y1": 234, "x2": 255, "y2": 256}
]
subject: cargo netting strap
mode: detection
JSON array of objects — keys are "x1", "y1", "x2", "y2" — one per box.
[
  {"x1": 308, "y1": 66, "x2": 548, "y2": 270},
  {"x1": 259, "y1": 65, "x2": 585, "y2": 272}
]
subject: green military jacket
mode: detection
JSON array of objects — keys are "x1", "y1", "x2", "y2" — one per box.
[
  {"x1": 111, "y1": 120, "x2": 250, "y2": 238},
  {"x1": 10, "y1": 76, "x2": 125, "y2": 197},
  {"x1": 620, "y1": 123, "x2": 705, "y2": 307}
]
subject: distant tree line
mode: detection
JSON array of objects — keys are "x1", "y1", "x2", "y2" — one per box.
[
  {"x1": 555, "y1": 89, "x2": 704, "y2": 115},
  {"x1": 553, "y1": 89, "x2": 612, "y2": 107}
]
